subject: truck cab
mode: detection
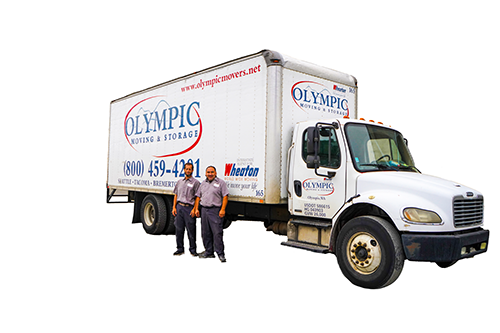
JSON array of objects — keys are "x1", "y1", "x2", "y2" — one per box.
[{"x1": 284, "y1": 117, "x2": 489, "y2": 288}]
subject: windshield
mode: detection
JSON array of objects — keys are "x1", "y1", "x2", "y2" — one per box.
[{"x1": 345, "y1": 123, "x2": 418, "y2": 172}]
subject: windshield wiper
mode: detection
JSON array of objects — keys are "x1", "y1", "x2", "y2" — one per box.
[
  {"x1": 397, "y1": 165, "x2": 421, "y2": 173},
  {"x1": 360, "y1": 163, "x2": 420, "y2": 173},
  {"x1": 359, "y1": 163, "x2": 399, "y2": 171}
]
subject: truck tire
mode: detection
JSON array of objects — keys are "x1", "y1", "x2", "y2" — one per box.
[
  {"x1": 141, "y1": 194, "x2": 167, "y2": 235},
  {"x1": 336, "y1": 216, "x2": 405, "y2": 289},
  {"x1": 223, "y1": 218, "x2": 232, "y2": 229},
  {"x1": 162, "y1": 195, "x2": 176, "y2": 235}
]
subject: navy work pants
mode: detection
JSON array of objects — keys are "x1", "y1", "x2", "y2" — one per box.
[
  {"x1": 201, "y1": 206, "x2": 224, "y2": 256},
  {"x1": 174, "y1": 204, "x2": 197, "y2": 254}
]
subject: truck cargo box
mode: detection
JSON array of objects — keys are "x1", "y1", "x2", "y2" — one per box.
[{"x1": 107, "y1": 50, "x2": 357, "y2": 204}]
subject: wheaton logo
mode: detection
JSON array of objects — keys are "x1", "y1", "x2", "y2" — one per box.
[
  {"x1": 333, "y1": 85, "x2": 346, "y2": 93},
  {"x1": 224, "y1": 163, "x2": 260, "y2": 177}
]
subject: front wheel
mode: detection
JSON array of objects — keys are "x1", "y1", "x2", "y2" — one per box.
[{"x1": 336, "y1": 216, "x2": 405, "y2": 289}]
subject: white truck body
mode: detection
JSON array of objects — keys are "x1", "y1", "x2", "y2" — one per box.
[
  {"x1": 107, "y1": 50, "x2": 489, "y2": 289},
  {"x1": 107, "y1": 50, "x2": 356, "y2": 204}
]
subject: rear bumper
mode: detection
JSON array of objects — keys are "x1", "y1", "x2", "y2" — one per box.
[{"x1": 401, "y1": 228, "x2": 489, "y2": 262}]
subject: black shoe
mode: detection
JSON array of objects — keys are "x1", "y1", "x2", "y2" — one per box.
[
  {"x1": 190, "y1": 252, "x2": 198, "y2": 257},
  {"x1": 218, "y1": 254, "x2": 226, "y2": 263},
  {"x1": 173, "y1": 250, "x2": 184, "y2": 256},
  {"x1": 199, "y1": 251, "x2": 215, "y2": 259}
]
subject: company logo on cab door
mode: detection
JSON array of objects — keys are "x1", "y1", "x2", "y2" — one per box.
[
  {"x1": 291, "y1": 81, "x2": 349, "y2": 117},
  {"x1": 124, "y1": 95, "x2": 202, "y2": 158},
  {"x1": 302, "y1": 178, "x2": 335, "y2": 196}
]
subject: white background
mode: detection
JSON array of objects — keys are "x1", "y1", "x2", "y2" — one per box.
[{"x1": 2, "y1": 1, "x2": 498, "y2": 332}]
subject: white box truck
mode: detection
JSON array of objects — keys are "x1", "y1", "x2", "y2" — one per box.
[{"x1": 107, "y1": 50, "x2": 489, "y2": 288}]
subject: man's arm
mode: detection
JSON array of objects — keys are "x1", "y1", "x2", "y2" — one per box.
[
  {"x1": 194, "y1": 197, "x2": 201, "y2": 218},
  {"x1": 219, "y1": 195, "x2": 228, "y2": 218},
  {"x1": 172, "y1": 194, "x2": 178, "y2": 216}
]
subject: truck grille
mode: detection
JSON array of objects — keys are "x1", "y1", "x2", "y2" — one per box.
[{"x1": 453, "y1": 197, "x2": 484, "y2": 228}]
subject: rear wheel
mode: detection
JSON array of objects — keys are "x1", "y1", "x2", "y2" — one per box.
[
  {"x1": 336, "y1": 216, "x2": 405, "y2": 289},
  {"x1": 223, "y1": 218, "x2": 232, "y2": 229},
  {"x1": 162, "y1": 195, "x2": 176, "y2": 235},
  {"x1": 141, "y1": 194, "x2": 167, "y2": 235}
]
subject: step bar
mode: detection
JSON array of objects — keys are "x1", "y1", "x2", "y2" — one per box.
[
  {"x1": 281, "y1": 217, "x2": 333, "y2": 253},
  {"x1": 281, "y1": 240, "x2": 330, "y2": 253}
]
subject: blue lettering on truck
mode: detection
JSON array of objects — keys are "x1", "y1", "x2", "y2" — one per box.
[
  {"x1": 291, "y1": 81, "x2": 350, "y2": 117},
  {"x1": 123, "y1": 95, "x2": 202, "y2": 158},
  {"x1": 224, "y1": 164, "x2": 260, "y2": 177}
]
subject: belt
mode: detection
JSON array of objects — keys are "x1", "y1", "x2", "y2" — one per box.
[
  {"x1": 200, "y1": 205, "x2": 221, "y2": 209},
  {"x1": 177, "y1": 202, "x2": 193, "y2": 207}
]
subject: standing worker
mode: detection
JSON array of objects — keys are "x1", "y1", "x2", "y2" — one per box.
[
  {"x1": 194, "y1": 166, "x2": 229, "y2": 263},
  {"x1": 172, "y1": 162, "x2": 200, "y2": 257}
]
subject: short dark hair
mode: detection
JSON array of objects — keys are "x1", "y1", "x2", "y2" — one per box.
[
  {"x1": 184, "y1": 162, "x2": 194, "y2": 169},
  {"x1": 206, "y1": 165, "x2": 216, "y2": 172}
]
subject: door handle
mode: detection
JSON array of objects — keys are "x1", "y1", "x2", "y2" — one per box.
[{"x1": 294, "y1": 180, "x2": 302, "y2": 197}]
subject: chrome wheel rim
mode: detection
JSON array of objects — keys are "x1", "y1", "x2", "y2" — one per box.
[
  {"x1": 143, "y1": 202, "x2": 155, "y2": 227},
  {"x1": 347, "y1": 232, "x2": 381, "y2": 275}
]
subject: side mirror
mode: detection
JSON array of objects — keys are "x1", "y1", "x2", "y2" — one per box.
[
  {"x1": 306, "y1": 154, "x2": 319, "y2": 169},
  {"x1": 306, "y1": 127, "x2": 319, "y2": 169},
  {"x1": 305, "y1": 124, "x2": 336, "y2": 178},
  {"x1": 306, "y1": 126, "x2": 318, "y2": 156}
]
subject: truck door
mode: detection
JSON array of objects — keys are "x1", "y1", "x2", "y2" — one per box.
[{"x1": 289, "y1": 121, "x2": 346, "y2": 219}]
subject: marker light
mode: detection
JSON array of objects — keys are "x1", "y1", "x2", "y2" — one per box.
[{"x1": 403, "y1": 208, "x2": 442, "y2": 224}]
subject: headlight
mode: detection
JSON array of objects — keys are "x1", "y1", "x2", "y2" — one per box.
[{"x1": 403, "y1": 208, "x2": 442, "y2": 224}]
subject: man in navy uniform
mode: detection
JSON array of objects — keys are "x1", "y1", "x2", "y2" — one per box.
[
  {"x1": 172, "y1": 162, "x2": 200, "y2": 257},
  {"x1": 194, "y1": 165, "x2": 229, "y2": 263}
]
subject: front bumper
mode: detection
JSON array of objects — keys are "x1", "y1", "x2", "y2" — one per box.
[{"x1": 401, "y1": 228, "x2": 489, "y2": 262}]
